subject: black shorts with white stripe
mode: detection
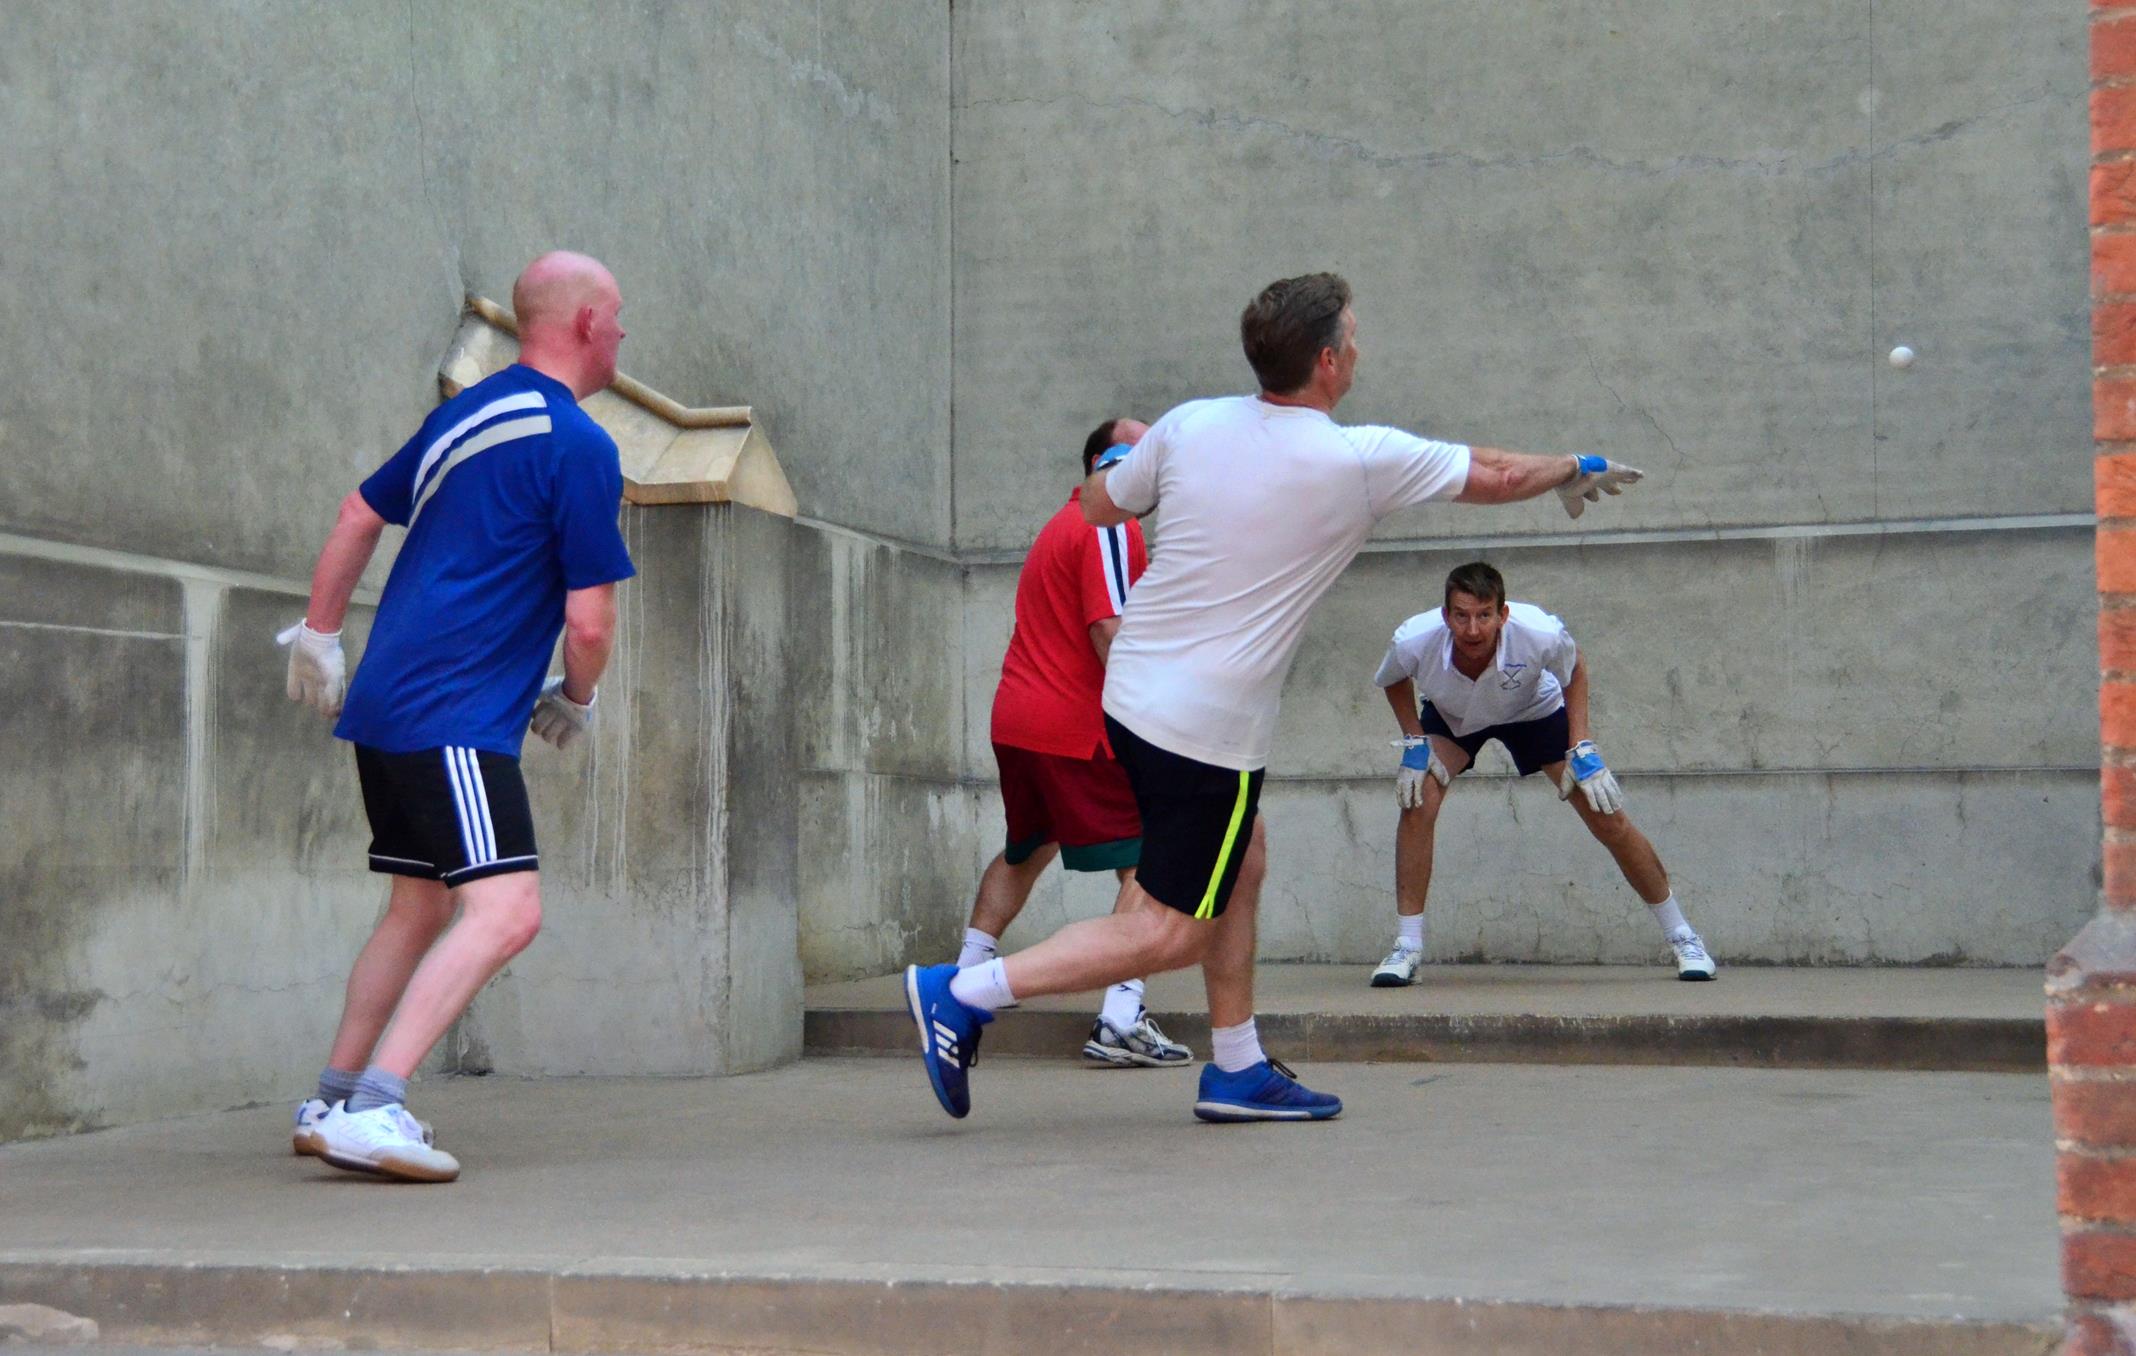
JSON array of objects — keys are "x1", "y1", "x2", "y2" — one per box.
[{"x1": 353, "y1": 744, "x2": 539, "y2": 886}]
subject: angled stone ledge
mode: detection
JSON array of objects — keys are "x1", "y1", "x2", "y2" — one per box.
[{"x1": 439, "y1": 295, "x2": 797, "y2": 518}]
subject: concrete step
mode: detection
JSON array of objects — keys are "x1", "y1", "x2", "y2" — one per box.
[
  {"x1": 0, "y1": 1060, "x2": 2054, "y2": 1356},
  {"x1": 0, "y1": 1257, "x2": 2056, "y2": 1356},
  {"x1": 807, "y1": 963, "x2": 2046, "y2": 1071},
  {"x1": 807, "y1": 965, "x2": 2042, "y2": 1071}
]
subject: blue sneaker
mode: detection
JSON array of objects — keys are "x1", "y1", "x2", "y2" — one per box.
[
  {"x1": 905, "y1": 963, "x2": 992, "y2": 1119},
  {"x1": 1193, "y1": 1058, "x2": 1342, "y2": 1123}
]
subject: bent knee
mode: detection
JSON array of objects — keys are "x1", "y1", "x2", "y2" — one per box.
[
  {"x1": 499, "y1": 904, "x2": 543, "y2": 956},
  {"x1": 460, "y1": 877, "x2": 544, "y2": 955},
  {"x1": 1134, "y1": 907, "x2": 1213, "y2": 971},
  {"x1": 1586, "y1": 813, "x2": 1638, "y2": 845}
]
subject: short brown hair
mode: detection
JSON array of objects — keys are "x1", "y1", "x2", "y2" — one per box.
[
  {"x1": 1240, "y1": 273, "x2": 1351, "y2": 394},
  {"x1": 1444, "y1": 561, "x2": 1506, "y2": 610},
  {"x1": 1081, "y1": 419, "x2": 1127, "y2": 475}
]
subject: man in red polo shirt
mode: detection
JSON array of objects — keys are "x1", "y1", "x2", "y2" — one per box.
[{"x1": 952, "y1": 418, "x2": 1190, "y2": 1067}]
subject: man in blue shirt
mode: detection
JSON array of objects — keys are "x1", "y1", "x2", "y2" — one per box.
[{"x1": 277, "y1": 251, "x2": 635, "y2": 1182}]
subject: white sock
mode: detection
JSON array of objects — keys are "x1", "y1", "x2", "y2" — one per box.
[
  {"x1": 1210, "y1": 1017, "x2": 1266, "y2": 1073},
  {"x1": 1649, "y1": 893, "x2": 1690, "y2": 939},
  {"x1": 948, "y1": 958, "x2": 1015, "y2": 1013},
  {"x1": 1396, "y1": 913, "x2": 1425, "y2": 953},
  {"x1": 1099, "y1": 978, "x2": 1145, "y2": 1030},
  {"x1": 957, "y1": 928, "x2": 999, "y2": 969}
]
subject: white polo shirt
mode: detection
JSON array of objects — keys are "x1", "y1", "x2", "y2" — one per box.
[
  {"x1": 1100, "y1": 395, "x2": 1472, "y2": 770},
  {"x1": 1373, "y1": 602, "x2": 1578, "y2": 735}
]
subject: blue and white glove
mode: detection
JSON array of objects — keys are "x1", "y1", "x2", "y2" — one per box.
[
  {"x1": 276, "y1": 620, "x2": 345, "y2": 718},
  {"x1": 530, "y1": 677, "x2": 596, "y2": 750},
  {"x1": 1555, "y1": 455, "x2": 1644, "y2": 520},
  {"x1": 1556, "y1": 739, "x2": 1624, "y2": 814},
  {"x1": 1393, "y1": 735, "x2": 1451, "y2": 809}
]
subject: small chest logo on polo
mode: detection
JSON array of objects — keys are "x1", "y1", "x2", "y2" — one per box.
[{"x1": 1498, "y1": 662, "x2": 1527, "y2": 691}]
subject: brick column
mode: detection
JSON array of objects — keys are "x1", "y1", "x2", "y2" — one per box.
[{"x1": 2057, "y1": 8, "x2": 2136, "y2": 1352}]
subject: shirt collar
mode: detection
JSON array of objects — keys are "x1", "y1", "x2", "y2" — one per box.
[{"x1": 1439, "y1": 626, "x2": 1511, "y2": 674}]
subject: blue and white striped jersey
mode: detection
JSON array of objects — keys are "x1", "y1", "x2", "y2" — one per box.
[{"x1": 335, "y1": 364, "x2": 635, "y2": 757}]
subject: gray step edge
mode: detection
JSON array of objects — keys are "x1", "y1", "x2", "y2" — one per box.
[{"x1": 0, "y1": 1258, "x2": 2058, "y2": 1356}]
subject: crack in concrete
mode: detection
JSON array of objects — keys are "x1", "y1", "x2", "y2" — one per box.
[
  {"x1": 1581, "y1": 338, "x2": 1689, "y2": 475},
  {"x1": 956, "y1": 87, "x2": 2071, "y2": 180}
]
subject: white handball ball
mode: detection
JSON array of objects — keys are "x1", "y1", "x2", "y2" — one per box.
[{"x1": 1888, "y1": 345, "x2": 1916, "y2": 370}]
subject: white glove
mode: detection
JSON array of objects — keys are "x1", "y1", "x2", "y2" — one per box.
[
  {"x1": 530, "y1": 676, "x2": 596, "y2": 749},
  {"x1": 1555, "y1": 455, "x2": 1644, "y2": 520},
  {"x1": 276, "y1": 620, "x2": 345, "y2": 718},
  {"x1": 1556, "y1": 739, "x2": 1624, "y2": 815},
  {"x1": 1393, "y1": 735, "x2": 1451, "y2": 809}
]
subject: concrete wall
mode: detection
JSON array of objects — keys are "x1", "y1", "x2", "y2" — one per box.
[
  {"x1": 0, "y1": 1, "x2": 954, "y2": 1138},
  {"x1": 951, "y1": 0, "x2": 2099, "y2": 966}
]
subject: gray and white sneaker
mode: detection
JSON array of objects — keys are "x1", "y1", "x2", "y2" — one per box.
[
  {"x1": 1082, "y1": 1014, "x2": 1192, "y2": 1067},
  {"x1": 1370, "y1": 945, "x2": 1423, "y2": 988},
  {"x1": 1670, "y1": 931, "x2": 1718, "y2": 981},
  {"x1": 313, "y1": 1102, "x2": 459, "y2": 1183}
]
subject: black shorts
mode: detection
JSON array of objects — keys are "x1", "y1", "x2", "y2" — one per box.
[
  {"x1": 1419, "y1": 702, "x2": 1571, "y2": 778},
  {"x1": 354, "y1": 744, "x2": 539, "y2": 886},
  {"x1": 1103, "y1": 715, "x2": 1263, "y2": 920}
]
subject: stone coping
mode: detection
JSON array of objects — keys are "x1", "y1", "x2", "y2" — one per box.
[{"x1": 439, "y1": 295, "x2": 797, "y2": 517}]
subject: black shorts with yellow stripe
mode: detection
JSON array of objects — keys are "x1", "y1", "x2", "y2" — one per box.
[{"x1": 1103, "y1": 715, "x2": 1263, "y2": 920}]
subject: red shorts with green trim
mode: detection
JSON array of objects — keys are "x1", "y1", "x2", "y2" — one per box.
[{"x1": 994, "y1": 741, "x2": 1141, "y2": 872}]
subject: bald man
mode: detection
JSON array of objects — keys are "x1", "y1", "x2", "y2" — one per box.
[{"x1": 277, "y1": 251, "x2": 634, "y2": 1182}]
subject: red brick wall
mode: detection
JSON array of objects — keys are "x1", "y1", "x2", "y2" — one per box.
[{"x1": 2058, "y1": 7, "x2": 2136, "y2": 1351}]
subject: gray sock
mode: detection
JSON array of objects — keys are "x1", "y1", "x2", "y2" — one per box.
[
  {"x1": 345, "y1": 1066, "x2": 409, "y2": 1114},
  {"x1": 315, "y1": 1067, "x2": 361, "y2": 1106}
]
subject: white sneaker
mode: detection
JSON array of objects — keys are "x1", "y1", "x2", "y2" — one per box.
[
  {"x1": 1370, "y1": 945, "x2": 1423, "y2": 988},
  {"x1": 1082, "y1": 1014, "x2": 1192, "y2": 1067},
  {"x1": 313, "y1": 1103, "x2": 460, "y2": 1183},
  {"x1": 1670, "y1": 931, "x2": 1718, "y2": 981},
  {"x1": 292, "y1": 1098, "x2": 330, "y2": 1157},
  {"x1": 294, "y1": 1097, "x2": 434, "y2": 1157}
]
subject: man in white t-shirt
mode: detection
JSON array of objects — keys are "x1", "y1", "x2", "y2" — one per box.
[
  {"x1": 1368, "y1": 560, "x2": 1715, "y2": 987},
  {"x1": 903, "y1": 272, "x2": 1645, "y2": 1124}
]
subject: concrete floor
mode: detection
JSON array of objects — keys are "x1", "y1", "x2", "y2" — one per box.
[{"x1": 0, "y1": 1057, "x2": 2054, "y2": 1325}]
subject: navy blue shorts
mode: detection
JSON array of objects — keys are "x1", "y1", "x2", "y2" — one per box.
[{"x1": 1419, "y1": 703, "x2": 1571, "y2": 778}]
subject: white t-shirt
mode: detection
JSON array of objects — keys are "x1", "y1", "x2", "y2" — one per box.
[
  {"x1": 1373, "y1": 602, "x2": 1578, "y2": 735},
  {"x1": 1100, "y1": 396, "x2": 1472, "y2": 770}
]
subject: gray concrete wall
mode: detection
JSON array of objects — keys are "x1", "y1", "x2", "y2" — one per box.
[
  {"x1": 0, "y1": 1, "x2": 955, "y2": 1138},
  {"x1": 792, "y1": 527, "x2": 976, "y2": 983},
  {"x1": 951, "y1": 0, "x2": 2099, "y2": 967}
]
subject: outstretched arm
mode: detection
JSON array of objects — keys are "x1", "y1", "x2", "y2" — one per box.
[
  {"x1": 1456, "y1": 447, "x2": 1643, "y2": 518},
  {"x1": 1453, "y1": 447, "x2": 1581, "y2": 505}
]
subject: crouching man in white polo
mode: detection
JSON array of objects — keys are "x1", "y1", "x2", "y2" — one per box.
[{"x1": 1368, "y1": 560, "x2": 1715, "y2": 987}]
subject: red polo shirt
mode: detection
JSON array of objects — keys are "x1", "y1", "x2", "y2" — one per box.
[{"x1": 990, "y1": 489, "x2": 1148, "y2": 758}]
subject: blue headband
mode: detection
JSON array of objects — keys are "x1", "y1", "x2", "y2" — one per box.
[{"x1": 1094, "y1": 442, "x2": 1133, "y2": 471}]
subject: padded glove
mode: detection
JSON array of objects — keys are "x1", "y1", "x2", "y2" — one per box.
[
  {"x1": 530, "y1": 677, "x2": 597, "y2": 750},
  {"x1": 276, "y1": 620, "x2": 345, "y2": 718}
]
